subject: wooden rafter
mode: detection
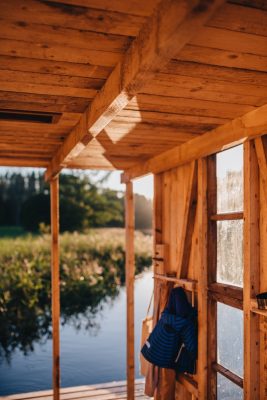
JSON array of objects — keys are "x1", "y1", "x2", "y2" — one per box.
[
  {"x1": 121, "y1": 103, "x2": 267, "y2": 182},
  {"x1": 45, "y1": 0, "x2": 224, "y2": 181},
  {"x1": 46, "y1": 112, "x2": 91, "y2": 179}
]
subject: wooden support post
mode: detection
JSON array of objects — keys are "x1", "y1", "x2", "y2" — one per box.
[
  {"x1": 197, "y1": 158, "x2": 208, "y2": 400},
  {"x1": 125, "y1": 181, "x2": 135, "y2": 400},
  {"x1": 258, "y1": 137, "x2": 267, "y2": 400},
  {"x1": 255, "y1": 136, "x2": 267, "y2": 203},
  {"x1": 50, "y1": 177, "x2": 60, "y2": 400},
  {"x1": 207, "y1": 156, "x2": 217, "y2": 400},
  {"x1": 154, "y1": 173, "x2": 176, "y2": 400},
  {"x1": 244, "y1": 141, "x2": 260, "y2": 399},
  {"x1": 177, "y1": 161, "x2": 198, "y2": 279}
]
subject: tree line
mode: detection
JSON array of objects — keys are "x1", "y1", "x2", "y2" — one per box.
[{"x1": 0, "y1": 171, "x2": 152, "y2": 232}]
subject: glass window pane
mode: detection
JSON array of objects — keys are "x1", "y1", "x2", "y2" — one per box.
[
  {"x1": 217, "y1": 303, "x2": 243, "y2": 377},
  {"x1": 216, "y1": 146, "x2": 243, "y2": 213},
  {"x1": 217, "y1": 373, "x2": 243, "y2": 400},
  {"x1": 217, "y1": 220, "x2": 243, "y2": 287}
]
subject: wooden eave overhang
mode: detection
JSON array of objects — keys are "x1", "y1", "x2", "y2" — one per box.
[{"x1": 0, "y1": 0, "x2": 266, "y2": 180}]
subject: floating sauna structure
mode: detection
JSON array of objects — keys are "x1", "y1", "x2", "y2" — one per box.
[{"x1": 0, "y1": 0, "x2": 267, "y2": 399}]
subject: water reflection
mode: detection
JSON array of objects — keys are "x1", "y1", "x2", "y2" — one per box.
[
  {"x1": 0, "y1": 270, "x2": 153, "y2": 395},
  {"x1": 0, "y1": 275, "x2": 119, "y2": 361}
]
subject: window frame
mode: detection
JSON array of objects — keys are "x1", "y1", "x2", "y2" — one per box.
[{"x1": 207, "y1": 151, "x2": 244, "y2": 398}]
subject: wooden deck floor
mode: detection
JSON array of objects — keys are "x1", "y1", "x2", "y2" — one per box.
[{"x1": 1, "y1": 379, "x2": 150, "y2": 400}]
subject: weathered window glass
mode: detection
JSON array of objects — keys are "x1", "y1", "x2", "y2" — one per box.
[
  {"x1": 217, "y1": 302, "x2": 243, "y2": 377},
  {"x1": 216, "y1": 146, "x2": 243, "y2": 213},
  {"x1": 217, "y1": 220, "x2": 243, "y2": 287},
  {"x1": 217, "y1": 373, "x2": 243, "y2": 400}
]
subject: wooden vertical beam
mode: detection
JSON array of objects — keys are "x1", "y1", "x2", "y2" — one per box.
[
  {"x1": 154, "y1": 173, "x2": 176, "y2": 400},
  {"x1": 207, "y1": 155, "x2": 217, "y2": 400},
  {"x1": 255, "y1": 135, "x2": 267, "y2": 399},
  {"x1": 255, "y1": 136, "x2": 267, "y2": 203},
  {"x1": 153, "y1": 174, "x2": 163, "y2": 250},
  {"x1": 244, "y1": 140, "x2": 260, "y2": 399},
  {"x1": 50, "y1": 177, "x2": 60, "y2": 400},
  {"x1": 259, "y1": 159, "x2": 267, "y2": 400},
  {"x1": 125, "y1": 181, "x2": 135, "y2": 400},
  {"x1": 177, "y1": 161, "x2": 198, "y2": 278},
  {"x1": 197, "y1": 158, "x2": 208, "y2": 400}
]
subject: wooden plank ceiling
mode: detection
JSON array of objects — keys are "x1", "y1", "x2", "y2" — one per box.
[{"x1": 0, "y1": 0, "x2": 267, "y2": 174}]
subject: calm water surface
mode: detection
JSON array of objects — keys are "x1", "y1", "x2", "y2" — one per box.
[{"x1": 0, "y1": 270, "x2": 153, "y2": 395}]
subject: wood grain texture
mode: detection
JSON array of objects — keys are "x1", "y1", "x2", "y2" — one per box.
[
  {"x1": 45, "y1": 0, "x2": 224, "y2": 179},
  {"x1": 244, "y1": 140, "x2": 260, "y2": 399},
  {"x1": 43, "y1": 0, "x2": 160, "y2": 17},
  {"x1": 207, "y1": 155, "x2": 217, "y2": 400},
  {"x1": 212, "y1": 363, "x2": 243, "y2": 388},
  {"x1": 177, "y1": 44, "x2": 267, "y2": 73},
  {"x1": 255, "y1": 136, "x2": 267, "y2": 203},
  {"x1": 176, "y1": 161, "x2": 198, "y2": 278},
  {"x1": 197, "y1": 158, "x2": 208, "y2": 400},
  {"x1": 0, "y1": 0, "x2": 146, "y2": 37},
  {"x1": 50, "y1": 177, "x2": 60, "y2": 400},
  {"x1": 209, "y1": 2, "x2": 267, "y2": 36},
  {"x1": 258, "y1": 135, "x2": 267, "y2": 399},
  {"x1": 125, "y1": 181, "x2": 135, "y2": 400},
  {"x1": 2, "y1": 379, "x2": 150, "y2": 400},
  {"x1": 0, "y1": 56, "x2": 111, "y2": 79},
  {"x1": 122, "y1": 104, "x2": 267, "y2": 182}
]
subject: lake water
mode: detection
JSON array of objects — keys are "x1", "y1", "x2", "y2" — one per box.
[
  {"x1": 0, "y1": 270, "x2": 153, "y2": 395},
  {"x1": 0, "y1": 269, "x2": 244, "y2": 399}
]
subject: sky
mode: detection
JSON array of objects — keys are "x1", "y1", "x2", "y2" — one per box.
[
  {"x1": 216, "y1": 145, "x2": 243, "y2": 178},
  {"x1": 90, "y1": 170, "x2": 154, "y2": 199},
  {"x1": 0, "y1": 166, "x2": 154, "y2": 199},
  {"x1": 0, "y1": 144, "x2": 243, "y2": 201}
]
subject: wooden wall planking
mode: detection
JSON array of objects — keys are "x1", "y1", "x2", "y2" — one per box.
[
  {"x1": 153, "y1": 162, "x2": 201, "y2": 400},
  {"x1": 151, "y1": 139, "x2": 267, "y2": 399},
  {"x1": 153, "y1": 173, "x2": 175, "y2": 400}
]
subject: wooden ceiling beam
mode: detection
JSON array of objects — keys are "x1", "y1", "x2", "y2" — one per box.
[
  {"x1": 0, "y1": 158, "x2": 49, "y2": 168},
  {"x1": 121, "y1": 103, "x2": 267, "y2": 182},
  {"x1": 45, "y1": 0, "x2": 224, "y2": 181}
]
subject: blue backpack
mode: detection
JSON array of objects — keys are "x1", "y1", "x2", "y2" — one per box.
[{"x1": 141, "y1": 287, "x2": 197, "y2": 374}]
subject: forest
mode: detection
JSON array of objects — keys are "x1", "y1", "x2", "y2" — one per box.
[{"x1": 0, "y1": 171, "x2": 152, "y2": 233}]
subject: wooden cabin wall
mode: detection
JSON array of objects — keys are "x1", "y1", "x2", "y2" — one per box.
[
  {"x1": 153, "y1": 161, "x2": 200, "y2": 400},
  {"x1": 246, "y1": 137, "x2": 267, "y2": 399},
  {"x1": 258, "y1": 139, "x2": 267, "y2": 399},
  {"x1": 152, "y1": 137, "x2": 267, "y2": 400},
  {"x1": 260, "y1": 188, "x2": 267, "y2": 399}
]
